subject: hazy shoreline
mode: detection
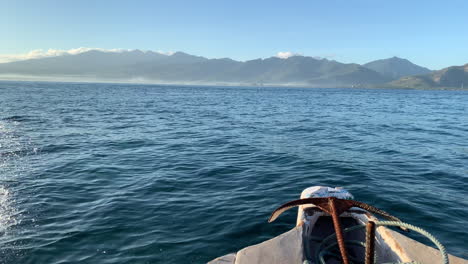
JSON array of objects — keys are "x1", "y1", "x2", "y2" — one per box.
[{"x1": 1, "y1": 75, "x2": 467, "y2": 91}]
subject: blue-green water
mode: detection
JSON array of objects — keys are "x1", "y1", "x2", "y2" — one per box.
[{"x1": 0, "y1": 81, "x2": 467, "y2": 263}]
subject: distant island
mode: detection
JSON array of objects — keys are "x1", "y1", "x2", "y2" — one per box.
[{"x1": 0, "y1": 50, "x2": 466, "y2": 89}]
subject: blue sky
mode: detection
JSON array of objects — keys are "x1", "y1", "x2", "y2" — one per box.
[{"x1": 1, "y1": 0, "x2": 467, "y2": 69}]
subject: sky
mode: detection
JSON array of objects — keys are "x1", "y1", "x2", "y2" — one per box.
[{"x1": 1, "y1": 0, "x2": 467, "y2": 70}]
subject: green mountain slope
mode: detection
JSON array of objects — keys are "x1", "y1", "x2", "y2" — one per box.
[
  {"x1": 388, "y1": 64, "x2": 468, "y2": 89},
  {"x1": 363, "y1": 56, "x2": 431, "y2": 79}
]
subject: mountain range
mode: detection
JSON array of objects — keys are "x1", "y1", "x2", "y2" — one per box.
[{"x1": 0, "y1": 50, "x2": 465, "y2": 89}]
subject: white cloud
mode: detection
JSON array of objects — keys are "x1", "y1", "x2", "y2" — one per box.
[
  {"x1": 274, "y1": 52, "x2": 337, "y2": 60},
  {"x1": 275, "y1": 51, "x2": 301, "y2": 59},
  {"x1": 0, "y1": 48, "x2": 174, "y2": 63},
  {"x1": 156, "y1": 50, "x2": 175, "y2": 56}
]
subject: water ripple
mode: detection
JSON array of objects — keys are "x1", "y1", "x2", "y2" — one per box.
[{"x1": 0, "y1": 82, "x2": 467, "y2": 263}]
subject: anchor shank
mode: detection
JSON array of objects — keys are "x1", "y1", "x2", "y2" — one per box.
[{"x1": 329, "y1": 198, "x2": 350, "y2": 264}]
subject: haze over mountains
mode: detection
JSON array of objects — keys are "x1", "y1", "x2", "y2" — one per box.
[{"x1": 0, "y1": 49, "x2": 466, "y2": 89}]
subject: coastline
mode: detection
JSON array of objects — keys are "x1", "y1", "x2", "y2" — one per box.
[{"x1": 1, "y1": 75, "x2": 467, "y2": 91}]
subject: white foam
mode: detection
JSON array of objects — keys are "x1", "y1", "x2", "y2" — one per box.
[{"x1": 0, "y1": 185, "x2": 17, "y2": 233}]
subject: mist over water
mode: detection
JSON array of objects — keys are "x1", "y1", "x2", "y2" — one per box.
[{"x1": 0, "y1": 81, "x2": 467, "y2": 263}]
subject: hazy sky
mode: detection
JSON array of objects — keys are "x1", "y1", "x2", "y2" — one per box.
[{"x1": 1, "y1": 0, "x2": 467, "y2": 69}]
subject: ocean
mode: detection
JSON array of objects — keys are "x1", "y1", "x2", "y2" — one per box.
[{"x1": 0, "y1": 81, "x2": 467, "y2": 263}]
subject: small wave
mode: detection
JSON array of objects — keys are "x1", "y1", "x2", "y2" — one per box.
[
  {"x1": 0, "y1": 149, "x2": 32, "y2": 158},
  {"x1": 1, "y1": 115, "x2": 31, "y2": 122}
]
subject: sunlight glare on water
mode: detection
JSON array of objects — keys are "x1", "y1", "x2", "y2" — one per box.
[{"x1": 0, "y1": 185, "x2": 17, "y2": 233}]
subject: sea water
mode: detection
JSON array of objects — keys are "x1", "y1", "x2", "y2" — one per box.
[{"x1": 0, "y1": 81, "x2": 467, "y2": 263}]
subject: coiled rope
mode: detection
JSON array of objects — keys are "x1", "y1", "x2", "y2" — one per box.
[{"x1": 314, "y1": 221, "x2": 448, "y2": 264}]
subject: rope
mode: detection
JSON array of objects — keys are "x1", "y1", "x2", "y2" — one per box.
[
  {"x1": 377, "y1": 221, "x2": 448, "y2": 264},
  {"x1": 313, "y1": 221, "x2": 448, "y2": 264}
]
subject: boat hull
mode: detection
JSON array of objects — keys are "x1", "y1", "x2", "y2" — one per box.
[{"x1": 209, "y1": 186, "x2": 468, "y2": 264}]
